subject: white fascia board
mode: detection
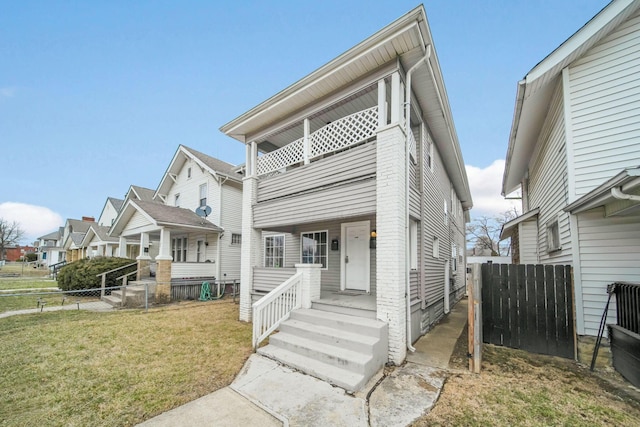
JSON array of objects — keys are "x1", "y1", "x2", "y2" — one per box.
[{"x1": 220, "y1": 6, "x2": 427, "y2": 140}]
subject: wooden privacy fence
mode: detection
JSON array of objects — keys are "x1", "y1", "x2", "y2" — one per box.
[{"x1": 481, "y1": 263, "x2": 575, "y2": 359}]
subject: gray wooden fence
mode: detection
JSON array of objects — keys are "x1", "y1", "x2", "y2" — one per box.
[{"x1": 481, "y1": 263, "x2": 575, "y2": 359}]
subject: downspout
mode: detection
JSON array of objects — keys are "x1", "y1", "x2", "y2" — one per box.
[
  {"x1": 611, "y1": 186, "x2": 640, "y2": 202},
  {"x1": 405, "y1": 45, "x2": 431, "y2": 353},
  {"x1": 215, "y1": 175, "x2": 229, "y2": 279}
]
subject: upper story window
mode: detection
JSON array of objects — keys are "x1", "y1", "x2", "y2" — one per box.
[
  {"x1": 199, "y1": 183, "x2": 207, "y2": 207},
  {"x1": 231, "y1": 233, "x2": 242, "y2": 245},
  {"x1": 301, "y1": 231, "x2": 328, "y2": 268},
  {"x1": 187, "y1": 167, "x2": 192, "y2": 179},
  {"x1": 264, "y1": 235, "x2": 285, "y2": 268},
  {"x1": 433, "y1": 236, "x2": 440, "y2": 258},
  {"x1": 174, "y1": 193, "x2": 180, "y2": 207},
  {"x1": 410, "y1": 220, "x2": 418, "y2": 270},
  {"x1": 547, "y1": 217, "x2": 561, "y2": 253}
]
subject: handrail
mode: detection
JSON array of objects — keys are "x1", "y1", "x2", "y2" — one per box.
[
  {"x1": 252, "y1": 271, "x2": 303, "y2": 350},
  {"x1": 96, "y1": 262, "x2": 137, "y2": 298}
]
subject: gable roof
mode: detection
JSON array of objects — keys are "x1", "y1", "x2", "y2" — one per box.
[
  {"x1": 81, "y1": 224, "x2": 118, "y2": 247},
  {"x1": 127, "y1": 185, "x2": 156, "y2": 202},
  {"x1": 219, "y1": 5, "x2": 472, "y2": 211},
  {"x1": 154, "y1": 145, "x2": 241, "y2": 200},
  {"x1": 109, "y1": 199, "x2": 223, "y2": 236},
  {"x1": 503, "y1": 0, "x2": 640, "y2": 195},
  {"x1": 108, "y1": 197, "x2": 124, "y2": 211},
  {"x1": 38, "y1": 229, "x2": 62, "y2": 241}
]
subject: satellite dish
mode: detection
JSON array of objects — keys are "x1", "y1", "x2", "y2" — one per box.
[{"x1": 195, "y1": 205, "x2": 212, "y2": 219}]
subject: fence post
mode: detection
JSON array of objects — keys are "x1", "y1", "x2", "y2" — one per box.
[
  {"x1": 122, "y1": 275, "x2": 127, "y2": 308},
  {"x1": 471, "y1": 263, "x2": 482, "y2": 373},
  {"x1": 100, "y1": 274, "x2": 106, "y2": 298}
]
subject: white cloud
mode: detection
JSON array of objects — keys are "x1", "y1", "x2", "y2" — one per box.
[
  {"x1": 0, "y1": 202, "x2": 63, "y2": 244},
  {"x1": 466, "y1": 160, "x2": 520, "y2": 218}
]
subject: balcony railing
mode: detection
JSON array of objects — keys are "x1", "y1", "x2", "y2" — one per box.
[{"x1": 256, "y1": 106, "x2": 379, "y2": 177}]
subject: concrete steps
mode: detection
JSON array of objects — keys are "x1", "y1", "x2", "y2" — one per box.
[
  {"x1": 258, "y1": 308, "x2": 388, "y2": 392},
  {"x1": 102, "y1": 281, "x2": 154, "y2": 307}
]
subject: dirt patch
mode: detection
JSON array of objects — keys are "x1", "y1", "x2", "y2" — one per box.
[{"x1": 412, "y1": 328, "x2": 640, "y2": 426}]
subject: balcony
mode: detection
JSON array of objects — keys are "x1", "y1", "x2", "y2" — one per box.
[{"x1": 255, "y1": 106, "x2": 379, "y2": 178}]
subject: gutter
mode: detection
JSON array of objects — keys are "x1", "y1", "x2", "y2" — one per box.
[
  {"x1": 611, "y1": 186, "x2": 640, "y2": 202},
  {"x1": 404, "y1": 45, "x2": 431, "y2": 354}
]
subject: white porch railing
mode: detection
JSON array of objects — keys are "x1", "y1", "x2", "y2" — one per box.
[
  {"x1": 252, "y1": 271, "x2": 303, "y2": 350},
  {"x1": 255, "y1": 106, "x2": 379, "y2": 177}
]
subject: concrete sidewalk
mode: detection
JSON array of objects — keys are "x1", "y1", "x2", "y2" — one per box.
[{"x1": 138, "y1": 298, "x2": 468, "y2": 427}]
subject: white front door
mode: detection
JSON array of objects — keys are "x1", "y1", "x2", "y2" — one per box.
[{"x1": 341, "y1": 221, "x2": 370, "y2": 292}]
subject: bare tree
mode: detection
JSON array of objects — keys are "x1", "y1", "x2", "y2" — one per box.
[
  {"x1": 466, "y1": 208, "x2": 519, "y2": 257},
  {"x1": 0, "y1": 218, "x2": 25, "y2": 260}
]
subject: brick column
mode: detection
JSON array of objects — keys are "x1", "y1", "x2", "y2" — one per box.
[
  {"x1": 240, "y1": 175, "x2": 261, "y2": 322},
  {"x1": 376, "y1": 121, "x2": 407, "y2": 365},
  {"x1": 296, "y1": 263, "x2": 322, "y2": 309},
  {"x1": 155, "y1": 228, "x2": 172, "y2": 302}
]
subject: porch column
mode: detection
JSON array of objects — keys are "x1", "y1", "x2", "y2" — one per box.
[
  {"x1": 378, "y1": 78, "x2": 387, "y2": 128},
  {"x1": 240, "y1": 174, "x2": 261, "y2": 322},
  {"x1": 303, "y1": 118, "x2": 311, "y2": 165},
  {"x1": 97, "y1": 244, "x2": 105, "y2": 257},
  {"x1": 155, "y1": 228, "x2": 172, "y2": 302},
  {"x1": 136, "y1": 232, "x2": 151, "y2": 281},
  {"x1": 296, "y1": 263, "x2": 322, "y2": 308},
  {"x1": 118, "y1": 236, "x2": 127, "y2": 258},
  {"x1": 376, "y1": 99, "x2": 407, "y2": 365}
]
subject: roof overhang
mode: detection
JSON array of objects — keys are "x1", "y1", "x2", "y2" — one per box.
[
  {"x1": 219, "y1": 5, "x2": 472, "y2": 209},
  {"x1": 502, "y1": 0, "x2": 640, "y2": 195},
  {"x1": 500, "y1": 208, "x2": 540, "y2": 240},
  {"x1": 565, "y1": 167, "x2": 640, "y2": 215}
]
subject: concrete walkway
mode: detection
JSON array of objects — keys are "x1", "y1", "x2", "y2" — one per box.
[
  {"x1": 0, "y1": 300, "x2": 114, "y2": 319},
  {"x1": 139, "y1": 298, "x2": 469, "y2": 427}
]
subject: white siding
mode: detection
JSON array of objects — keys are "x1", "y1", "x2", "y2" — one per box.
[
  {"x1": 568, "y1": 9, "x2": 640, "y2": 197},
  {"x1": 165, "y1": 157, "x2": 222, "y2": 225},
  {"x1": 518, "y1": 220, "x2": 539, "y2": 264},
  {"x1": 123, "y1": 210, "x2": 151, "y2": 233},
  {"x1": 219, "y1": 183, "x2": 243, "y2": 280},
  {"x1": 575, "y1": 209, "x2": 640, "y2": 337},
  {"x1": 98, "y1": 201, "x2": 119, "y2": 227},
  {"x1": 528, "y1": 83, "x2": 572, "y2": 264}
]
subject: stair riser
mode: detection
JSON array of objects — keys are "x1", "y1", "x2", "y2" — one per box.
[
  {"x1": 290, "y1": 311, "x2": 386, "y2": 338},
  {"x1": 279, "y1": 323, "x2": 376, "y2": 354},
  {"x1": 269, "y1": 335, "x2": 375, "y2": 375},
  {"x1": 258, "y1": 347, "x2": 365, "y2": 392},
  {"x1": 311, "y1": 302, "x2": 377, "y2": 319}
]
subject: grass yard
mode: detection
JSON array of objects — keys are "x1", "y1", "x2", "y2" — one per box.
[
  {"x1": 0, "y1": 300, "x2": 252, "y2": 426},
  {"x1": 0, "y1": 279, "x2": 63, "y2": 312},
  {"x1": 0, "y1": 262, "x2": 49, "y2": 278},
  {"x1": 0, "y1": 278, "x2": 58, "y2": 291},
  {"x1": 414, "y1": 331, "x2": 640, "y2": 427}
]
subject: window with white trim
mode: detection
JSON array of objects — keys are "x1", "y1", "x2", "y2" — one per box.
[
  {"x1": 174, "y1": 193, "x2": 180, "y2": 207},
  {"x1": 187, "y1": 167, "x2": 192, "y2": 179},
  {"x1": 547, "y1": 217, "x2": 561, "y2": 252},
  {"x1": 172, "y1": 237, "x2": 187, "y2": 262},
  {"x1": 231, "y1": 233, "x2": 242, "y2": 245},
  {"x1": 301, "y1": 231, "x2": 328, "y2": 268},
  {"x1": 451, "y1": 243, "x2": 458, "y2": 274},
  {"x1": 196, "y1": 240, "x2": 204, "y2": 262},
  {"x1": 444, "y1": 200, "x2": 448, "y2": 224},
  {"x1": 199, "y1": 183, "x2": 207, "y2": 207},
  {"x1": 410, "y1": 220, "x2": 418, "y2": 270},
  {"x1": 433, "y1": 236, "x2": 440, "y2": 258},
  {"x1": 264, "y1": 235, "x2": 285, "y2": 268}
]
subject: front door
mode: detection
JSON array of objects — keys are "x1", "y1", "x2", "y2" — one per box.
[{"x1": 341, "y1": 221, "x2": 370, "y2": 292}]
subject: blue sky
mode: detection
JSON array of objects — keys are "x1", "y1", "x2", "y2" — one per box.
[{"x1": 1, "y1": 0, "x2": 611, "y2": 243}]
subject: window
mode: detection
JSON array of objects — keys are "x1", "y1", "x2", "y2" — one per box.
[
  {"x1": 172, "y1": 237, "x2": 188, "y2": 262},
  {"x1": 174, "y1": 193, "x2": 180, "y2": 208},
  {"x1": 433, "y1": 236, "x2": 440, "y2": 258},
  {"x1": 264, "y1": 235, "x2": 284, "y2": 268},
  {"x1": 451, "y1": 244, "x2": 458, "y2": 274},
  {"x1": 196, "y1": 240, "x2": 204, "y2": 262},
  {"x1": 429, "y1": 140, "x2": 434, "y2": 172},
  {"x1": 199, "y1": 183, "x2": 207, "y2": 207},
  {"x1": 547, "y1": 218, "x2": 561, "y2": 252},
  {"x1": 231, "y1": 233, "x2": 242, "y2": 245},
  {"x1": 410, "y1": 220, "x2": 418, "y2": 270},
  {"x1": 444, "y1": 200, "x2": 448, "y2": 224},
  {"x1": 301, "y1": 231, "x2": 328, "y2": 268},
  {"x1": 187, "y1": 167, "x2": 192, "y2": 179}
]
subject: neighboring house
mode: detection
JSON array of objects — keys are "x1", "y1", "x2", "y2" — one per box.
[
  {"x1": 501, "y1": 0, "x2": 640, "y2": 360},
  {"x1": 221, "y1": 5, "x2": 472, "y2": 391},
  {"x1": 98, "y1": 197, "x2": 124, "y2": 227},
  {"x1": 81, "y1": 224, "x2": 120, "y2": 258},
  {"x1": 62, "y1": 217, "x2": 96, "y2": 262},
  {"x1": 109, "y1": 145, "x2": 243, "y2": 299},
  {"x1": 3, "y1": 245, "x2": 37, "y2": 262},
  {"x1": 36, "y1": 228, "x2": 66, "y2": 267}
]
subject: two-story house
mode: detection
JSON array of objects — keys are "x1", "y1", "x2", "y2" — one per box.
[
  {"x1": 36, "y1": 228, "x2": 65, "y2": 268},
  {"x1": 221, "y1": 5, "x2": 472, "y2": 391},
  {"x1": 501, "y1": 0, "x2": 640, "y2": 363},
  {"x1": 109, "y1": 145, "x2": 243, "y2": 300}
]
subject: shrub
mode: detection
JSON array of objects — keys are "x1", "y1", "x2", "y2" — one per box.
[
  {"x1": 25, "y1": 253, "x2": 38, "y2": 262},
  {"x1": 57, "y1": 257, "x2": 137, "y2": 291}
]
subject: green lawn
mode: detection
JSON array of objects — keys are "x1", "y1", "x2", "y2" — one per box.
[
  {"x1": 0, "y1": 300, "x2": 252, "y2": 426},
  {"x1": 0, "y1": 278, "x2": 58, "y2": 291}
]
